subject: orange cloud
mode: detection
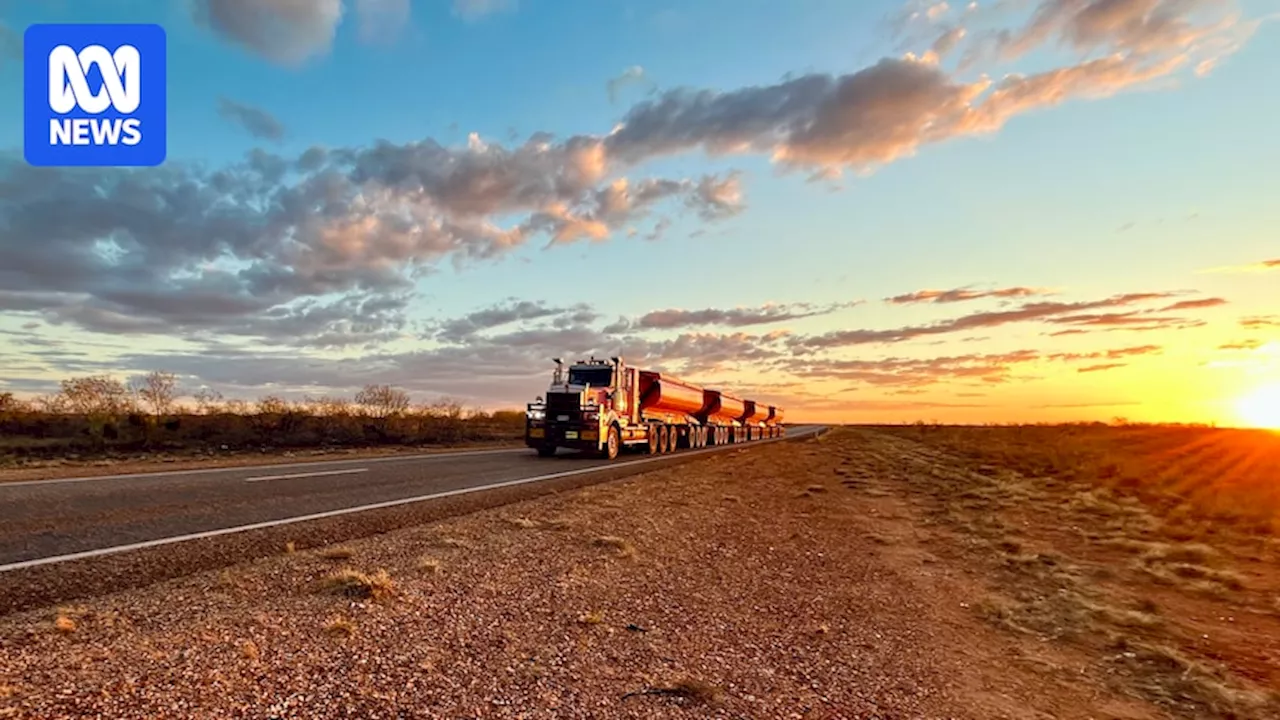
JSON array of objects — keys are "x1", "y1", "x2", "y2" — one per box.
[
  {"x1": 1077, "y1": 363, "x2": 1127, "y2": 373},
  {"x1": 1200, "y1": 258, "x2": 1280, "y2": 274},
  {"x1": 789, "y1": 344, "x2": 1160, "y2": 388},
  {"x1": 795, "y1": 292, "x2": 1180, "y2": 350},
  {"x1": 1241, "y1": 316, "x2": 1280, "y2": 329},
  {"x1": 885, "y1": 286, "x2": 1053, "y2": 304}
]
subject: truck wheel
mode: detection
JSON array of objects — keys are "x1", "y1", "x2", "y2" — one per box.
[
  {"x1": 536, "y1": 445, "x2": 556, "y2": 457},
  {"x1": 668, "y1": 427, "x2": 679, "y2": 453},
  {"x1": 602, "y1": 425, "x2": 620, "y2": 460},
  {"x1": 647, "y1": 426, "x2": 661, "y2": 454}
]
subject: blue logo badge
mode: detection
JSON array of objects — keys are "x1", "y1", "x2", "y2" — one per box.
[{"x1": 24, "y1": 23, "x2": 167, "y2": 167}]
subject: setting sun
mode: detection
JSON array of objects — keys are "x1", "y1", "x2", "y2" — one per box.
[{"x1": 1237, "y1": 383, "x2": 1280, "y2": 429}]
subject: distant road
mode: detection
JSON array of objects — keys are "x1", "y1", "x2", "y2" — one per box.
[{"x1": 0, "y1": 426, "x2": 825, "y2": 572}]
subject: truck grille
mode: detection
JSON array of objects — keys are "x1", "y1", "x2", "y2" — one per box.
[{"x1": 545, "y1": 392, "x2": 582, "y2": 417}]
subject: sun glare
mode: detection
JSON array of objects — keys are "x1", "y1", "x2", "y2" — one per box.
[{"x1": 1237, "y1": 383, "x2": 1280, "y2": 429}]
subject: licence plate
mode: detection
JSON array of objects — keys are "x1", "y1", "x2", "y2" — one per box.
[
  {"x1": 528, "y1": 428, "x2": 544, "y2": 438},
  {"x1": 565, "y1": 431, "x2": 579, "y2": 439},
  {"x1": 557, "y1": 415, "x2": 569, "y2": 421}
]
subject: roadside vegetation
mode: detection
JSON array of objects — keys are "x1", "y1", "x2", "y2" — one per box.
[
  {"x1": 876, "y1": 423, "x2": 1280, "y2": 719},
  {"x1": 0, "y1": 371, "x2": 525, "y2": 463}
]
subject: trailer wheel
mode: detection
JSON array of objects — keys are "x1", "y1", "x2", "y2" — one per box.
[
  {"x1": 666, "y1": 426, "x2": 678, "y2": 454},
  {"x1": 603, "y1": 425, "x2": 620, "y2": 460},
  {"x1": 647, "y1": 426, "x2": 661, "y2": 454},
  {"x1": 655, "y1": 425, "x2": 668, "y2": 454}
]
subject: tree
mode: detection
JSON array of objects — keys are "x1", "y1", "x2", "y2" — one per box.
[
  {"x1": 193, "y1": 387, "x2": 224, "y2": 415},
  {"x1": 131, "y1": 370, "x2": 179, "y2": 417},
  {"x1": 355, "y1": 385, "x2": 411, "y2": 442},
  {"x1": 59, "y1": 375, "x2": 132, "y2": 416},
  {"x1": 355, "y1": 384, "x2": 411, "y2": 418},
  {"x1": 58, "y1": 375, "x2": 133, "y2": 447}
]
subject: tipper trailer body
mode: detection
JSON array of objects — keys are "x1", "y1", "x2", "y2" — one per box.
[{"x1": 524, "y1": 357, "x2": 784, "y2": 459}]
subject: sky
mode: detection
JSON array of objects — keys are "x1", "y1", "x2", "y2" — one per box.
[{"x1": 0, "y1": 0, "x2": 1277, "y2": 427}]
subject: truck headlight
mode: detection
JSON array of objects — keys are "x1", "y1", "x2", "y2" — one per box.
[{"x1": 527, "y1": 409, "x2": 545, "y2": 420}]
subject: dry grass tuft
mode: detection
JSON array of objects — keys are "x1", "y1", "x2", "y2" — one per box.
[
  {"x1": 623, "y1": 677, "x2": 719, "y2": 705},
  {"x1": 576, "y1": 610, "x2": 605, "y2": 625},
  {"x1": 1139, "y1": 542, "x2": 1218, "y2": 565},
  {"x1": 324, "y1": 617, "x2": 355, "y2": 637},
  {"x1": 284, "y1": 541, "x2": 296, "y2": 554},
  {"x1": 1082, "y1": 600, "x2": 1162, "y2": 629},
  {"x1": 319, "y1": 547, "x2": 355, "y2": 561},
  {"x1": 53, "y1": 615, "x2": 76, "y2": 633},
  {"x1": 315, "y1": 568, "x2": 396, "y2": 600},
  {"x1": 506, "y1": 516, "x2": 541, "y2": 529},
  {"x1": 1097, "y1": 537, "x2": 1156, "y2": 553},
  {"x1": 240, "y1": 640, "x2": 260, "y2": 661},
  {"x1": 217, "y1": 568, "x2": 245, "y2": 591},
  {"x1": 1110, "y1": 637, "x2": 1278, "y2": 716},
  {"x1": 806, "y1": 484, "x2": 827, "y2": 493},
  {"x1": 417, "y1": 556, "x2": 441, "y2": 574},
  {"x1": 1136, "y1": 561, "x2": 1246, "y2": 592},
  {"x1": 431, "y1": 536, "x2": 473, "y2": 549},
  {"x1": 592, "y1": 535, "x2": 636, "y2": 557}
]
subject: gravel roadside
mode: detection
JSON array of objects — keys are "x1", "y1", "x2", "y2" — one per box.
[{"x1": 0, "y1": 429, "x2": 1151, "y2": 719}]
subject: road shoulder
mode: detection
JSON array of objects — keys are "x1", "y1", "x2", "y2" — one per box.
[{"x1": 0, "y1": 428, "x2": 1158, "y2": 718}]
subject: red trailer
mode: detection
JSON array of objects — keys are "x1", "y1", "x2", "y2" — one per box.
[{"x1": 525, "y1": 356, "x2": 784, "y2": 459}]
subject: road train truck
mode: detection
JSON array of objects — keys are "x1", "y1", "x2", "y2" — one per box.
[{"x1": 524, "y1": 356, "x2": 785, "y2": 460}]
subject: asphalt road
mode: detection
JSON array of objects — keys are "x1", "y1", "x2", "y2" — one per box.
[{"x1": 0, "y1": 426, "x2": 824, "y2": 572}]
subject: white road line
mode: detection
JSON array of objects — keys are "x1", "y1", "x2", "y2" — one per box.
[
  {"x1": 0, "y1": 427, "x2": 823, "y2": 574},
  {"x1": 1, "y1": 447, "x2": 525, "y2": 488},
  {"x1": 244, "y1": 468, "x2": 368, "y2": 483}
]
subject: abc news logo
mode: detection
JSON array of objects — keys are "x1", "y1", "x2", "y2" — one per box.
[
  {"x1": 24, "y1": 24, "x2": 167, "y2": 167},
  {"x1": 48, "y1": 44, "x2": 143, "y2": 147}
]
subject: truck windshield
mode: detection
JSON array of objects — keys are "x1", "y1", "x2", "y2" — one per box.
[{"x1": 568, "y1": 367, "x2": 613, "y2": 387}]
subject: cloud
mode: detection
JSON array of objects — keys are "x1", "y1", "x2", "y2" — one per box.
[
  {"x1": 932, "y1": 25, "x2": 970, "y2": 58},
  {"x1": 1241, "y1": 316, "x2": 1280, "y2": 329},
  {"x1": 1077, "y1": 363, "x2": 1127, "y2": 373},
  {"x1": 1158, "y1": 297, "x2": 1227, "y2": 311},
  {"x1": 966, "y1": 0, "x2": 1249, "y2": 67},
  {"x1": 0, "y1": 127, "x2": 741, "y2": 344},
  {"x1": 1201, "y1": 258, "x2": 1280, "y2": 274},
  {"x1": 885, "y1": 285, "x2": 1053, "y2": 304},
  {"x1": 1219, "y1": 339, "x2": 1263, "y2": 351},
  {"x1": 602, "y1": 13, "x2": 1229, "y2": 181},
  {"x1": 626, "y1": 302, "x2": 856, "y2": 331},
  {"x1": 431, "y1": 300, "x2": 598, "y2": 343},
  {"x1": 794, "y1": 292, "x2": 1179, "y2": 350},
  {"x1": 788, "y1": 343, "x2": 1160, "y2": 388},
  {"x1": 196, "y1": 0, "x2": 345, "y2": 65},
  {"x1": 453, "y1": 0, "x2": 516, "y2": 21},
  {"x1": 217, "y1": 97, "x2": 287, "y2": 141},
  {"x1": 608, "y1": 66, "x2": 651, "y2": 104},
  {"x1": 1044, "y1": 312, "x2": 1195, "y2": 329},
  {"x1": 354, "y1": 0, "x2": 411, "y2": 43},
  {"x1": 195, "y1": 0, "x2": 415, "y2": 63}
]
